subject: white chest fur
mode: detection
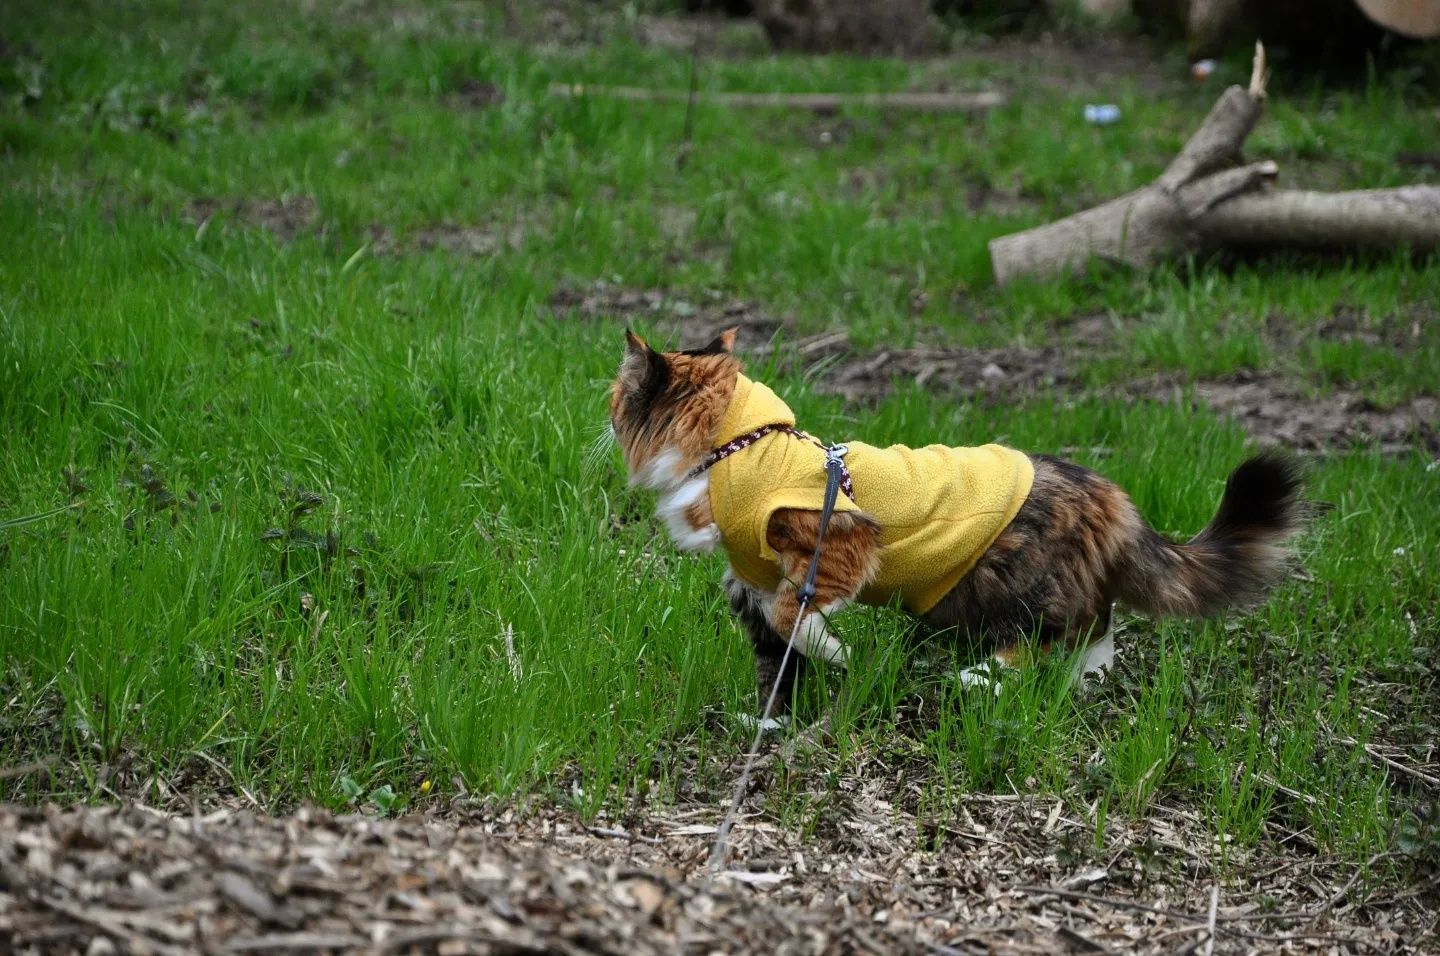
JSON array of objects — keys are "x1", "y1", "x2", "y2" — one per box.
[
  {"x1": 656, "y1": 473, "x2": 721, "y2": 552},
  {"x1": 629, "y1": 447, "x2": 721, "y2": 553}
]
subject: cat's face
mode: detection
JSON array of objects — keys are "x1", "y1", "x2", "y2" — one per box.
[{"x1": 609, "y1": 328, "x2": 740, "y2": 489}]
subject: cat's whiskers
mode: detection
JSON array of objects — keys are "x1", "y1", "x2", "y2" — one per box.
[{"x1": 581, "y1": 422, "x2": 616, "y2": 484}]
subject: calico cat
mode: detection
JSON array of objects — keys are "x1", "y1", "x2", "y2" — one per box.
[{"x1": 609, "y1": 328, "x2": 1305, "y2": 720}]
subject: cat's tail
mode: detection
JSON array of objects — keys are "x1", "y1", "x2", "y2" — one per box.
[{"x1": 1114, "y1": 454, "x2": 1306, "y2": 619}]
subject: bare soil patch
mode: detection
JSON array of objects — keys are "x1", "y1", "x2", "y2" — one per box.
[
  {"x1": 834, "y1": 166, "x2": 1044, "y2": 220},
  {"x1": 413, "y1": 223, "x2": 528, "y2": 257},
  {"x1": 367, "y1": 222, "x2": 532, "y2": 259},
  {"x1": 3, "y1": 786, "x2": 1431, "y2": 955},
  {"x1": 556, "y1": 282, "x2": 1438, "y2": 452},
  {"x1": 961, "y1": 178, "x2": 1045, "y2": 218},
  {"x1": 632, "y1": 13, "x2": 768, "y2": 55},
  {"x1": 446, "y1": 78, "x2": 505, "y2": 111},
  {"x1": 810, "y1": 338, "x2": 1071, "y2": 401},
  {"x1": 552, "y1": 283, "x2": 1074, "y2": 397},
  {"x1": 1266, "y1": 303, "x2": 1436, "y2": 354},
  {"x1": 1157, "y1": 372, "x2": 1440, "y2": 455},
  {"x1": 551, "y1": 282, "x2": 783, "y2": 347},
  {"x1": 185, "y1": 197, "x2": 321, "y2": 243},
  {"x1": 510, "y1": 1, "x2": 1175, "y2": 85}
]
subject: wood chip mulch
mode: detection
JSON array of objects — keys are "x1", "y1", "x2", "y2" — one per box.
[{"x1": 2, "y1": 795, "x2": 1436, "y2": 955}]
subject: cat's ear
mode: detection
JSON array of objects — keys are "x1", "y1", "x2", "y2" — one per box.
[
  {"x1": 698, "y1": 327, "x2": 737, "y2": 355},
  {"x1": 620, "y1": 329, "x2": 667, "y2": 388},
  {"x1": 624, "y1": 329, "x2": 652, "y2": 356}
]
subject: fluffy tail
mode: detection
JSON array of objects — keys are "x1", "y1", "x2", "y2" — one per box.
[{"x1": 1116, "y1": 453, "x2": 1306, "y2": 619}]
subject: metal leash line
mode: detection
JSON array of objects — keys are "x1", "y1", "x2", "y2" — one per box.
[
  {"x1": 677, "y1": 445, "x2": 850, "y2": 953},
  {"x1": 699, "y1": 606, "x2": 805, "y2": 880}
]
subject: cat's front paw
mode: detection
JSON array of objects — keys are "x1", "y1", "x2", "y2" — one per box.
[
  {"x1": 732, "y1": 712, "x2": 790, "y2": 735},
  {"x1": 952, "y1": 660, "x2": 1012, "y2": 697}
]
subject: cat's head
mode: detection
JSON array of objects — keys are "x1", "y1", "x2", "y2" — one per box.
[{"x1": 609, "y1": 328, "x2": 740, "y2": 490}]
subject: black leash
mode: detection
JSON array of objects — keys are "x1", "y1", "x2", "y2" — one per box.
[
  {"x1": 796, "y1": 443, "x2": 850, "y2": 606},
  {"x1": 698, "y1": 442, "x2": 851, "y2": 879}
]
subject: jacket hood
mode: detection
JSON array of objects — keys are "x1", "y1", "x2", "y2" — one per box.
[{"x1": 716, "y1": 374, "x2": 796, "y2": 445}]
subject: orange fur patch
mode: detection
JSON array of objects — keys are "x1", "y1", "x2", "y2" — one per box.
[
  {"x1": 684, "y1": 496, "x2": 713, "y2": 533},
  {"x1": 765, "y1": 509, "x2": 882, "y2": 636}
]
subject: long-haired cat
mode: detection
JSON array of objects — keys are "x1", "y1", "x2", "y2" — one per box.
[{"x1": 609, "y1": 328, "x2": 1305, "y2": 719}]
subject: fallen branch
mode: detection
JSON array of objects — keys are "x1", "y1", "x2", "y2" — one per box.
[
  {"x1": 1335, "y1": 734, "x2": 1440, "y2": 788},
  {"x1": 989, "y1": 42, "x2": 1440, "y2": 284},
  {"x1": 1200, "y1": 187, "x2": 1440, "y2": 249},
  {"x1": 548, "y1": 83, "x2": 1006, "y2": 112},
  {"x1": 1201, "y1": 885, "x2": 1219, "y2": 956}
]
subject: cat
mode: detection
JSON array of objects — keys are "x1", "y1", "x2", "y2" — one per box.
[{"x1": 609, "y1": 328, "x2": 1305, "y2": 722}]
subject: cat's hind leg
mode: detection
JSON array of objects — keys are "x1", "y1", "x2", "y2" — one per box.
[{"x1": 1072, "y1": 604, "x2": 1116, "y2": 685}]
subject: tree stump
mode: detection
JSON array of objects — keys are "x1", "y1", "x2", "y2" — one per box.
[{"x1": 988, "y1": 43, "x2": 1440, "y2": 285}]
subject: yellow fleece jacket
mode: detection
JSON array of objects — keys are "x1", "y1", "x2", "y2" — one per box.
[{"x1": 708, "y1": 375, "x2": 1034, "y2": 615}]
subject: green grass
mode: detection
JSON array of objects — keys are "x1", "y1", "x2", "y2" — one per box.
[{"x1": 2, "y1": 0, "x2": 1437, "y2": 871}]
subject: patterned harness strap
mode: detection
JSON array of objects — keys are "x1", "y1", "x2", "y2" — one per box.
[{"x1": 687, "y1": 423, "x2": 856, "y2": 501}]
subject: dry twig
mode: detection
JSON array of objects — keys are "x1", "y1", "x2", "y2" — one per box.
[
  {"x1": 1342, "y1": 737, "x2": 1440, "y2": 788},
  {"x1": 1201, "y1": 885, "x2": 1219, "y2": 956}
]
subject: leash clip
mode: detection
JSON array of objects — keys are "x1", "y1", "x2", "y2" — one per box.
[{"x1": 826, "y1": 443, "x2": 848, "y2": 461}]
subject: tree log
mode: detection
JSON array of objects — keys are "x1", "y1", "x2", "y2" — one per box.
[
  {"x1": 1201, "y1": 187, "x2": 1440, "y2": 247},
  {"x1": 547, "y1": 83, "x2": 1006, "y2": 112},
  {"x1": 988, "y1": 43, "x2": 1440, "y2": 285}
]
